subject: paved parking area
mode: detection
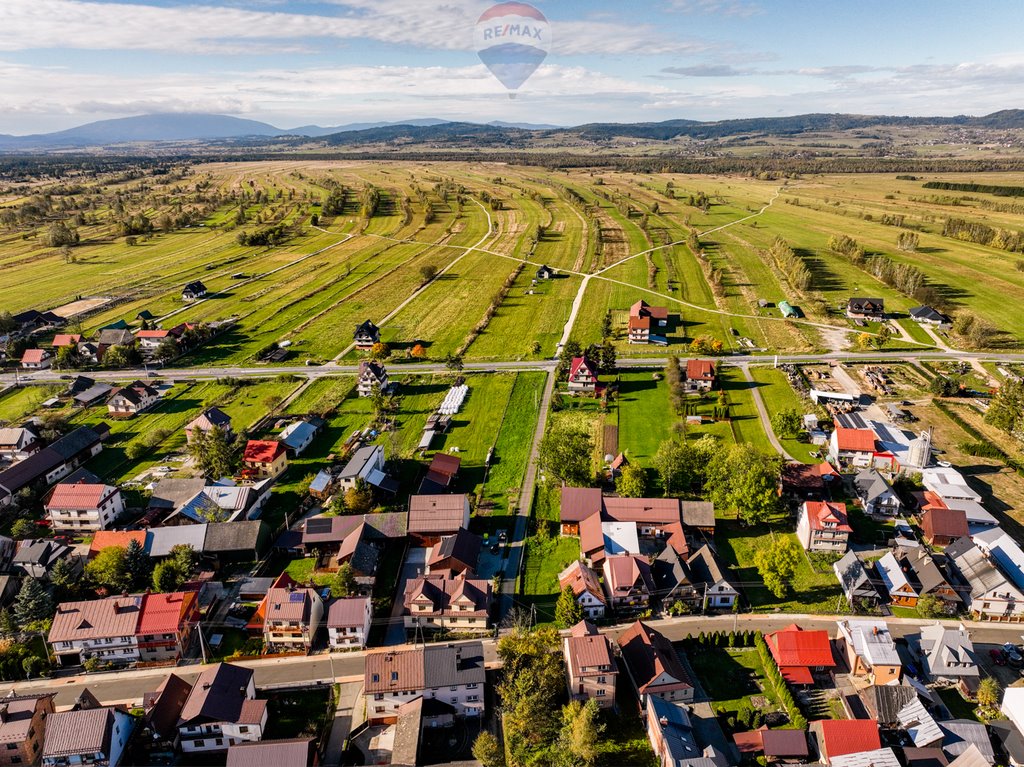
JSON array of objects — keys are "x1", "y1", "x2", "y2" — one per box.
[{"x1": 384, "y1": 547, "x2": 427, "y2": 646}]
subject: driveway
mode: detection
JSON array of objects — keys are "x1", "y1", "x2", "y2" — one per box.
[
  {"x1": 323, "y1": 681, "x2": 363, "y2": 766},
  {"x1": 384, "y1": 547, "x2": 428, "y2": 646}
]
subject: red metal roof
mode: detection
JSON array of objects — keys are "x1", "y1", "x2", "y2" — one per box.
[
  {"x1": 135, "y1": 329, "x2": 171, "y2": 339},
  {"x1": 817, "y1": 719, "x2": 881, "y2": 758},
  {"x1": 804, "y1": 501, "x2": 853, "y2": 533},
  {"x1": 20, "y1": 349, "x2": 47, "y2": 363},
  {"x1": 46, "y1": 482, "x2": 114, "y2": 510},
  {"x1": 137, "y1": 592, "x2": 196, "y2": 636},
  {"x1": 568, "y1": 356, "x2": 597, "y2": 381},
  {"x1": 559, "y1": 487, "x2": 603, "y2": 523},
  {"x1": 52, "y1": 334, "x2": 82, "y2": 347},
  {"x1": 89, "y1": 530, "x2": 146, "y2": 558},
  {"x1": 922, "y1": 507, "x2": 969, "y2": 541},
  {"x1": 764, "y1": 624, "x2": 835, "y2": 671},
  {"x1": 834, "y1": 427, "x2": 877, "y2": 453},
  {"x1": 686, "y1": 359, "x2": 716, "y2": 381},
  {"x1": 243, "y1": 440, "x2": 285, "y2": 464}
]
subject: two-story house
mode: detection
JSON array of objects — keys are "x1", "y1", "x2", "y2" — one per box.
[
  {"x1": 364, "y1": 643, "x2": 486, "y2": 724},
  {"x1": 176, "y1": 664, "x2": 267, "y2": 754},
  {"x1": 836, "y1": 620, "x2": 902, "y2": 685},
  {"x1": 686, "y1": 544, "x2": 739, "y2": 610},
  {"x1": 49, "y1": 596, "x2": 143, "y2": 668},
  {"x1": 403, "y1": 573, "x2": 491, "y2": 634},
  {"x1": 946, "y1": 537, "x2": 1024, "y2": 620},
  {"x1": 854, "y1": 468, "x2": 902, "y2": 516},
  {"x1": 241, "y1": 440, "x2": 288, "y2": 481},
  {"x1": 106, "y1": 381, "x2": 159, "y2": 417},
  {"x1": 135, "y1": 592, "x2": 199, "y2": 663},
  {"x1": 42, "y1": 704, "x2": 134, "y2": 767},
  {"x1": 45, "y1": 482, "x2": 124, "y2": 534},
  {"x1": 602, "y1": 555, "x2": 654, "y2": 613},
  {"x1": 628, "y1": 301, "x2": 669, "y2": 345},
  {"x1": 876, "y1": 551, "x2": 919, "y2": 607},
  {"x1": 684, "y1": 359, "x2": 717, "y2": 392},
  {"x1": 353, "y1": 320, "x2": 380, "y2": 350},
  {"x1": 357, "y1": 361, "x2": 389, "y2": 397},
  {"x1": 0, "y1": 694, "x2": 55, "y2": 767},
  {"x1": 796, "y1": 501, "x2": 852, "y2": 553},
  {"x1": 764, "y1": 624, "x2": 835, "y2": 685},
  {"x1": 917, "y1": 623, "x2": 980, "y2": 695},
  {"x1": 618, "y1": 620, "x2": 694, "y2": 703},
  {"x1": 558, "y1": 561, "x2": 606, "y2": 620},
  {"x1": 182, "y1": 281, "x2": 207, "y2": 301},
  {"x1": 185, "y1": 407, "x2": 233, "y2": 444},
  {"x1": 0, "y1": 426, "x2": 40, "y2": 462},
  {"x1": 847, "y1": 297, "x2": 885, "y2": 321},
  {"x1": 262, "y1": 580, "x2": 324, "y2": 653},
  {"x1": 567, "y1": 357, "x2": 599, "y2": 395},
  {"x1": 327, "y1": 597, "x2": 372, "y2": 650},
  {"x1": 563, "y1": 620, "x2": 617, "y2": 709}
]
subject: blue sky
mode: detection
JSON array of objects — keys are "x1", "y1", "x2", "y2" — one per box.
[{"x1": 2, "y1": 0, "x2": 1024, "y2": 134}]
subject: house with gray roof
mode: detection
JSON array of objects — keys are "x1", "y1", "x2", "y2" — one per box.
[
  {"x1": 940, "y1": 720, "x2": 995, "y2": 762},
  {"x1": 177, "y1": 663, "x2": 266, "y2": 754},
  {"x1": 686, "y1": 544, "x2": 738, "y2": 610},
  {"x1": 13, "y1": 538, "x2": 79, "y2": 580},
  {"x1": 916, "y1": 623, "x2": 980, "y2": 694},
  {"x1": 945, "y1": 537, "x2": 1024, "y2": 620},
  {"x1": 834, "y1": 551, "x2": 881, "y2": 608},
  {"x1": 855, "y1": 468, "x2": 902, "y2": 516}
]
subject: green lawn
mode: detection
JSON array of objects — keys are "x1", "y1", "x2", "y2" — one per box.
[
  {"x1": 938, "y1": 688, "x2": 980, "y2": 722},
  {"x1": 261, "y1": 688, "x2": 334, "y2": 740},
  {"x1": 520, "y1": 534, "x2": 580, "y2": 623},
  {"x1": 614, "y1": 370, "x2": 674, "y2": 464},
  {"x1": 479, "y1": 372, "x2": 546, "y2": 515},
  {"x1": 747, "y1": 366, "x2": 824, "y2": 463},
  {"x1": 690, "y1": 647, "x2": 781, "y2": 718},
  {"x1": 715, "y1": 519, "x2": 849, "y2": 614},
  {"x1": 0, "y1": 385, "x2": 63, "y2": 424},
  {"x1": 718, "y1": 367, "x2": 773, "y2": 453}
]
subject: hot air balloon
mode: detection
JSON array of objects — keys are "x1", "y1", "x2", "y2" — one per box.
[{"x1": 474, "y1": 2, "x2": 550, "y2": 98}]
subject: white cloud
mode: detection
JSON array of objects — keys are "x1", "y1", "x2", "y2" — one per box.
[{"x1": 663, "y1": 0, "x2": 761, "y2": 18}]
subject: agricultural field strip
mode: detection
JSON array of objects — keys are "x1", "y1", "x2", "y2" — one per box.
[
  {"x1": 329, "y1": 197, "x2": 495, "y2": 361},
  {"x1": 156, "y1": 232, "x2": 356, "y2": 323}
]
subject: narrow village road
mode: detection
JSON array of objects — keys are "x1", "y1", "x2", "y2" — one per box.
[{"x1": 740, "y1": 363, "x2": 796, "y2": 462}]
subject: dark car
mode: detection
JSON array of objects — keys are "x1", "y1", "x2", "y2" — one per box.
[{"x1": 991, "y1": 648, "x2": 1007, "y2": 666}]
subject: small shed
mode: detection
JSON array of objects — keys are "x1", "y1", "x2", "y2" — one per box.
[{"x1": 779, "y1": 301, "x2": 799, "y2": 318}]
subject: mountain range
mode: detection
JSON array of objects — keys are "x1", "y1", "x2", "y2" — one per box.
[{"x1": 1, "y1": 110, "x2": 1023, "y2": 151}]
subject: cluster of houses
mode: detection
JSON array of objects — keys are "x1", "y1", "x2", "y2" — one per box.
[
  {"x1": 0, "y1": 660, "x2": 323, "y2": 766},
  {"x1": 556, "y1": 487, "x2": 738, "y2": 616},
  {"x1": 567, "y1": 355, "x2": 717, "y2": 397}
]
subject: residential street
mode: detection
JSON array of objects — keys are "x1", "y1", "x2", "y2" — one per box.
[{"x1": 11, "y1": 613, "x2": 1024, "y2": 709}]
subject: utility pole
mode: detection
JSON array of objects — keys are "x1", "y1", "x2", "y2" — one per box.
[{"x1": 197, "y1": 622, "x2": 208, "y2": 664}]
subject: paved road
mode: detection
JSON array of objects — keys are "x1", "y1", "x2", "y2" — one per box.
[
  {"x1": 324, "y1": 681, "x2": 363, "y2": 765},
  {"x1": 740, "y1": 363, "x2": 795, "y2": 462},
  {"x1": 12, "y1": 613, "x2": 1024, "y2": 709},
  {"x1": 8, "y1": 350, "x2": 1024, "y2": 388}
]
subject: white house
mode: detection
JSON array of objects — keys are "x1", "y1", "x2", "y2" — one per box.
[
  {"x1": 357, "y1": 361, "x2": 389, "y2": 397},
  {"x1": 21, "y1": 349, "x2": 52, "y2": 369},
  {"x1": 327, "y1": 597, "x2": 372, "y2": 650},
  {"x1": 107, "y1": 381, "x2": 159, "y2": 416},
  {"x1": 177, "y1": 663, "x2": 267, "y2": 753},
  {"x1": 278, "y1": 420, "x2": 319, "y2": 457},
  {"x1": 338, "y1": 444, "x2": 385, "y2": 491},
  {"x1": 796, "y1": 501, "x2": 852, "y2": 552},
  {"x1": 558, "y1": 561, "x2": 606, "y2": 620},
  {"x1": 45, "y1": 482, "x2": 124, "y2": 534},
  {"x1": 42, "y1": 706, "x2": 135, "y2": 767},
  {"x1": 854, "y1": 468, "x2": 902, "y2": 517},
  {"x1": 365, "y1": 643, "x2": 486, "y2": 724},
  {"x1": 946, "y1": 538, "x2": 1024, "y2": 621},
  {"x1": 49, "y1": 596, "x2": 142, "y2": 667},
  {"x1": 828, "y1": 427, "x2": 877, "y2": 468}
]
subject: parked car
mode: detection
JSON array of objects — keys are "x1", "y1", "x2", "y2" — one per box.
[
  {"x1": 991, "y1": 648, "x2": 1008, "y2": 666},
  {"x1": 1004, "y1": 643, "x2": 1023, "y2": 667}
]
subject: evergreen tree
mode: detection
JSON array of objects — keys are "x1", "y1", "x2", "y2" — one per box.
[
  {"x1": 123, "y1": 538, "x2": 153, "y2": 592},
  {"x1": 14, "y1": 578, "x2": 54, "y2": 631},
  {"x1": 554, "y1": 586, "x2": 583, "y2": 629}
]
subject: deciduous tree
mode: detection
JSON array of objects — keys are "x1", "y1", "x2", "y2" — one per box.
[
  {"x1": 539, "y1": 426, "x2": 593, "y2": 487},
  {"x1": 615, "y1": 463, "x2": 647, "y2": 498},
  {"x1": 770, "y1": 408, "x2": 802, "y2": 439},
  {"x1": 558, "y1": 699, "x2": 604, "y2": 767},
  {"x1": 754, "y1": 536, "x2": 801, "y2": 598},
  {"x1": 706, "y1": 444, "x2": 782, "y2": 526}
]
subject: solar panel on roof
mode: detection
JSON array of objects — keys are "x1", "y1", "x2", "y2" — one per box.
[
  {"x1": 306, "y1": 518, "x2": 333, "y2": 534},
  {"x1": 289, "y1": 592, "x2": 305, "y2": 602}
]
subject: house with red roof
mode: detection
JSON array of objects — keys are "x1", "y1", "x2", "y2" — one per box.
[
  {"x1": 567, "y1": 356, "x2": 600, "y2": 395},
  {"x1": 796, "y1": 501, "x2": 852, "y2": 552},
  {"x1": 558, "y1": 560, "x2": 606, "y2": 620},
  {"x1": 828, "y1": 426, "x2": 878, "y2": 468},
  {"x1": 20, "y1": 348, "x2": 51, "y2": 369},
  {"x1": 811, "y1": 719, "x2": 882, "y2": 765},
  {"x1": 684, "y1": 359, "x2": 717, "y2": 392},
  {"x1": 136, "y1": 591, "x2": 199, "y2": 663},
  {"x1": 45, "y1": 481, "x2": 124, "y2": 534},
  {"x1": 52, "y1": 333, "x2": 82, "y2": 348},
  {"x1": 89, "y1": 530, "x2": 147, "y2": 560},
  {"x1": 602, "y1": 554, "x2": 654, "y2": 613},
  {"x1": 922, "y1": 507, "x2": 969, "y2": 546},
  {"x1": 617, "y1": 620, "x2": 694, "y2": 703},
  {"x1": 241, "y1": 440, "x2": 288, "y2": 480},
  {"x1": 135, "y1": 328, "x2": 174, "y2": 354},
  {"x1": 763, "y1": 624, "x2": 835, "y2": 685}
]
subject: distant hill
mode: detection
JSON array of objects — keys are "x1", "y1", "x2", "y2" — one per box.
[{"x1": 2, "y1": 109, "x2": 1024, "y2": 152}]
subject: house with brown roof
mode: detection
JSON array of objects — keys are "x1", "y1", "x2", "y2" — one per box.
[
  {"x1": 559, "y1": 488, "x2": 684, "y2": 564},
  {"x1": 177, "y1": 663, "x2": 267, "y2": 754},
  {"x1": 567, "y1": 357, "x2": 599, "y2": 395},
  {"x1": 796, "y1": 501, "x2": 852, "y2": 552},
  {"x1": 403, "y1": 573, "x2": 491, "y2": 634},
  {"x1": 847, "y1": 297, "x2": 885, "y2": 321},
  {"x1": 564, "y1": 621, "x2": 617, "y2": 709},
  {"x1": 106, "y1": 380, "x2": 159, "y2": 417},
  {"x1": 408, "y1": 494, "x2": 471, "y2": 544},
  {"x1": 426, "y1": 528, "x2": 481, "y2": 576},
  {"x1": 45, "y1": 481, "x2": 124, "y2": 534},
  {"x1": 602, "y1": 554, "x2": 654, "y2": 613},
  {"x1": 558, "y1": 560, "x2": 606, "y2": 620},
  {"x1": 226, "y1": 738, "x2": 317, "y2": 767},
  {"x1": 327, "y1": 597, "x2": 372, "y2": 650},
  {"x1": 628, "y1": 301, "x2": 669, "y2": 345},
  {"x1": 684, "y1": 359, "x2": 716, "y2": 392},
  {"x1": 185, "y1": 407, "x2": 233, "y2": 444},
  {"x1": 0, "y1": 694, "x2": 55, "y2": 767},
  {"x1": 241, "y1": 439, "x2": 288, "y2": 480},
  {"x1": 42, "y1": 703, "x2": 135, "y2": 767},
  {"x1": 364, "y1": 642, "x2": 486, "y2": 724},
  {"x1": 261, "y1": 575, "x2": 324, "y2": 653},
  {"x1": 618, "y1": 620, "x2": 694, "y2": 703},
  {"x1": 733, "y1": 727, "x2": 809, "y2": 763},
  {"x1": 20, "y1": 349, "x2": 51, "y2": 370},
  {"x1": 899, "y1": 546, "x2": 961, "y2": 613},
  {"x1": 687, "y1": 544, "x2": 739, "y2": 609},
  {"x1": 418, "y1": 452, "x2": 461, "y2": 494},
  {"x1": 781, "y1": 461, "x2": 842, "y2": 500},
  {"x1": 142, "y1": 674, "x2": 193, "y2": 751},
  {"x1": 922, "y1": 507, "x2": 969, "y2": 546},
  {"x1": 49, "y1": 595, "x2": 144, "y2": 667}
]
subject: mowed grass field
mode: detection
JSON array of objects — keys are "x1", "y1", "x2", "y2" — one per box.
[{"x1": 4, "y1": 164, "x2": 1024, "y2": 379}]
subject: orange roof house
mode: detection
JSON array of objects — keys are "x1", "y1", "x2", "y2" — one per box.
[{"x1": 764, "y1": 624, "x2": 835, "y2": 685}]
